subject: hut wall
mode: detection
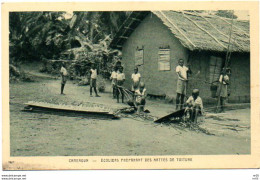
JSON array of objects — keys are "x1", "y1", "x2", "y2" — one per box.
[
  {"x1": 186, "y1": 51, "x2": 212, "y2": 102},
  {"x1": 121, "y1": 12, "x2": 250, "y2": 103},
  {"x1": 187, "y1": 52, "x2": 250, "y2": 104},
  {"x1": 122, "y1": 13, "x2": 188, "y2": 97},
  {"x1": 228, "y1": 53, "x2": 250, "y2": 103}
]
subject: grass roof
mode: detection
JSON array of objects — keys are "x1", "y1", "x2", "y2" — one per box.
[{"x1": 111, "y1": 11, "x2": 250, "y2": 53}]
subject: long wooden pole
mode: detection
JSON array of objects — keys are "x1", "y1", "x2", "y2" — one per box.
[{"x1": 216, "y1": 12, "x2": 235, "y2": 113}]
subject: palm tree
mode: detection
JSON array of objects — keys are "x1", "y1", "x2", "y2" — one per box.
[{"x1": 9, "y1": 12, "x2": 69, "y2": 62}]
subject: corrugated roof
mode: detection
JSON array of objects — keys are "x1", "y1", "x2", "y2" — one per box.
[{"x1": 110, "y1": 11, "x2": 250, "y2": 52}]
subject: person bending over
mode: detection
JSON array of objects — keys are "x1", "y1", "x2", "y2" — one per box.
[{"x1": 135, "y1": 82, "x2": 147, "y2": 113}]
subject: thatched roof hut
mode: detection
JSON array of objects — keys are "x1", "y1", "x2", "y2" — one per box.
[
  {"x1": 110, "y1": 11, "x2": 249, "y2": 52},
  {"x1": 110, "y1": 11, "x2": 250, "y2": 103}
]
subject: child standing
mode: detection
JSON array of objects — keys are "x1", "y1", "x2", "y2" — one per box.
[
  {"x1": 60, "y1": 62, "x2": 68, "y2": 95},
  {"x1": 184, "y1": 89, "x2": 203, "y2": 123},
  {"x1": 90, "y1": 64, "x2": 100, "y2": 97},
  {"x1": 131, "y1": 67, "x2": 141, "y2": 92},
  {"x1": 218, "y1": 69, "x2": 229, "y2": 112},
  {"x1": 116, "y1": 66, "x2": 125, "y2": 103},
  {"x1": 110, "y1": 66, "x2": 117, "y2": 99},
  {"x1": 135, "y1": 82, "x2": 147, "y2": 113}
]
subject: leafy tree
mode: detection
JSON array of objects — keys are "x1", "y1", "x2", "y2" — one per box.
[
  {"x1": 10, "y1": 11, "x2": 128, "y2": 63},
  {"x1": 64, "y1": 11, "x2": 128, "y2": 77},
  {"x1": 69, "y1": 11, "x2": 129, "y2": 43},
  {"x1": 9, "y1": 12, "x2": 69, "y2": 62},
  {"x1": 9, "y1": 11, "x2": 129, "y2": 79}
]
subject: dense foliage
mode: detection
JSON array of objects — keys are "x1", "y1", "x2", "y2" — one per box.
[
  {"x1": 9, "y1": 11, "x2": 128, "y2": 80},
  {"x1": 9, "y1": 12, "x2": 69, "y2": 63},
  {"x1": 9, "y1": 10, "x2": 238, "y2": 81}
]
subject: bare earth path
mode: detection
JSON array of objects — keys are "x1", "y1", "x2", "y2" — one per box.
[{"x1": 10, "y1": 77, "x2": 250, "y2": 156}]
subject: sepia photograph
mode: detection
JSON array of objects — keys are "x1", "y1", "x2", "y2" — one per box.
[{"x1": 2, "y1": 1, "x2": 260, "y2": 170}]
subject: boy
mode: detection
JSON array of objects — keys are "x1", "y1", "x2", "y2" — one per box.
[
  {"x1": 135, "y1": 82, "x2": 147, "y2": 113},
  {"x1": 218, "y1": 68, "x2": 230, "y2": 112},
  {"x1": 176, "y1": 59, "x2": 191, "y2": 110},
  {"x1": 89, "y1": 64, "x2": 100, "y2": 97},
  {"x1": 116, "y1": 66, "x2": 125, "y2": 103},
  {"x1": 131, "y1": 67, "x2": 141, "y2": 92},
  {"x1": 60, "y1": 62, "x2": 68, "y2": 95},
  {"x1": 110, "y1": 66, "x2": 117, "y2": 99},
  {"x1": 184, "y1": 89, "x2": 203, "y2": 123}
]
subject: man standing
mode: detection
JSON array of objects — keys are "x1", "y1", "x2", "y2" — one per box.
[
  {"x1": 110, "y1": 66, "x2": 118, "y2": 99},
  {"x1": 90, "y1": 64, "x2": 100, "y2": 97},
  {"x1": 116, "y1": 66, "x2": 125, "y2": 103},
  {"x1": 175, "y1": 59, "x2": 191, "y2": 110},
  {"x1": 60, "y1": 62, "x2": 68, "y2": 95}
]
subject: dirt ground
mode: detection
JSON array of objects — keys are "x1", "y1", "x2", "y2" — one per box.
[{"x1": 9, "y1": 70, "x2": 250, "y2": 156}]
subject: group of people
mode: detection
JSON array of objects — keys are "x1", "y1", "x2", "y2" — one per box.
[
  {"x1": 60, "y1": 63, "x2": 101, "y2": 97},
  {"x1": 176, "y1": 59, "x2": 230, "y2": 122},
  {"x1": 59, "y1": 62, "x2": 147, "y2": 113},
  {"x1": 175, "y1": 59, "x2": 203, "y2": 122},
  {"x1": 110, "y1": 66, "x2": 147, "y2": 113},
  {"x1": 60, "y1": 58, "x2": 230, "y2": 122}
]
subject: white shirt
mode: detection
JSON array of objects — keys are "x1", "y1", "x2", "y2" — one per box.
[
  {"x1": 90, "y1": 69, "x2": 97, "y2": 79},
  {"x1": 117, "y1": 72, "x2": 125, "y2": 81},
  {"x1": 135, "y1": 88, "x2": 146, "y2": 96},
  {"x1": 135, "y1": 88, "x2": 147, "y2": 102},
  {"x1": 110, "y1": 71, "x2": 117, "y2": 79},
  {"x1": 219, "y1": 74, "x2": 229, "y2": 85},
  {"x1": 176, "y1": 65, "x2": 189, "y2": 80},
  {"x1": 186, "y1": 96, "x2": 203, "y2": 109},
  {"x1": 131, "y1": 73, "x2": 141, "y2": 82},
  {"x1": 60, "y1": 67, "x2": 68, "y2": 76}
]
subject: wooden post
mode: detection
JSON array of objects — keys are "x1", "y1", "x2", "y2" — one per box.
[{"x1": 216, "y1": 12, "x2": 235, "y2": 113}]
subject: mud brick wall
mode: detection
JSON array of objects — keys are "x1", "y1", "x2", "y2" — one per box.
[
  {"x1": 122, "y1": 12, "x2": 188, "y2": 97},
  {"x1": 188, "y1": 52, "x2": 250, "y2": 104},
  {"x1": 228, "y1": 53, "x2": 250, "y2": 103}
]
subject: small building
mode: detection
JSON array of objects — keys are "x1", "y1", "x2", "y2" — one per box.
[{"x1": 110, "y1": 11, "x2": 250, "y2": 103}]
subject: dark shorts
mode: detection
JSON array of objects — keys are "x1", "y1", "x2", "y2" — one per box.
[
  {"x1": 132, "y1": 81, "x2": 140, "y2": 91},
  {"x1": 90, "y1": 78, "x2": 97, "y2": 87},
  {"x1": 136, "y1": 98, "x2": 146, "y2": 106},
  {"x1": 117, "y1": 80, "x2": 124, "y2": 86},
  {"x1": 61, "y1": 76, "x2": 67, "y2": 84},
  {"x1": 112, "y1": 78, "x2": 117, "y2": 86}
]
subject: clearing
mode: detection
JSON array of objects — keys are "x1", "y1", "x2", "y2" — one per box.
[{"x1": 9, "y1": 71, "x2": 250, "y2": 156}]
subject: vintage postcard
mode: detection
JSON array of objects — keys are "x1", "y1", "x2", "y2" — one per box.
[{"x1": 2, "y1": 1, "x2": 260, "y2": 170}]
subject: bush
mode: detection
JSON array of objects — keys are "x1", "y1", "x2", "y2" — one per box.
[
  {"x1": 97, "y1": 76, "x2": 106, "y2": 92},
  {"x1": 20, "y1": 72, "x2": 34, "y2": 82},
  {"x1": 165, "y1": 95, "x2": 174, "y2": 103},
  {"x1": 78, "y1": 77, "x2": 90, "y2": 86},
  {"x1": 9, "y1": 64, "x2": 34, "y2": 82},
  {"x1": 9, "y1": 64, "x2": 20, "y2": 77}
]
